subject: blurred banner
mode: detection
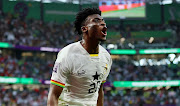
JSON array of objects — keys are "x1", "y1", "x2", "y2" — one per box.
[
  {"x1": 114, "y1": 80, "x2": 180, "y2": 87},
  {"x1": 1, "y1": 42, "x2": 180, "y2": 54},
  {"x1": 1, "y1": 76, "x2": 180, "y2": 88},
  {"x1": 139, "y1": 48, "x2": 180, "y2": 54},
  {"x1": 0, "y1": 76, "x2": 36, "y2": 84}
]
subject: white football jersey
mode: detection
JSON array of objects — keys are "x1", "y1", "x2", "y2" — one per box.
[{"x1": 51, "y1": 41, "x2": 112, "y2": 106}]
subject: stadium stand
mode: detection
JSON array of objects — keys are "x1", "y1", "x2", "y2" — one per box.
[
  {"x1": 0, "y1": 12, "x2": 80, "y2": 48},
  {"x1": 1, "y1": 12, "x2": 180, "y2": 49},
  {"x1": 1, "y1": 0, "x2": 180, "y2": 106},
  {"x1": 1, "y1": 49, "x2": 180, "y2": 105},
  {"x1": 0, "y1": 85, "x2": 48, "y2": 106}
]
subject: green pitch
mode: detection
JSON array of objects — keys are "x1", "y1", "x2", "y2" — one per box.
[{"x1": 102, "y1": 6, "x2": 145, "y2": 18}]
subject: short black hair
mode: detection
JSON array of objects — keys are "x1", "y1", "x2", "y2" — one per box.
[{"x1": 74, "y1": 8, "x2": 101, "y2": 35}]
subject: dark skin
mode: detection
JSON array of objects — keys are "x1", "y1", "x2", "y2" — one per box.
[
  {"x1": 47, "y1": 14, "x2": 107, "y2": 106},
  {"x1": 81, "y1": 14, "x2": 107, "y2": 54},
  {"x1": 47, "y1": 84, "x2": 63, "y2": 106}
]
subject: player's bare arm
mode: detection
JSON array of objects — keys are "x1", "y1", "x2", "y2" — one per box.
[
  {"x1": 97, "y1": 84, "x2": 104, "y2": 106},
  {"x1": 47, "y1": 84, "x2": 63, "y2": 106}
]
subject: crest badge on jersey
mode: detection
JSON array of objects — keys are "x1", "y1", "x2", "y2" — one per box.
[{"x1": 103, "y1": 64, "x2": 108, "y2": 75}]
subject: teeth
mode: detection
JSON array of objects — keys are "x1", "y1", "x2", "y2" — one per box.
[{"x1": 102, "y1": 31, "x2": 106, "y2": 34}]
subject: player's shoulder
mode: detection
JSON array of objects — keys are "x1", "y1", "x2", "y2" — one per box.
[
  {"x1": 57, "y1": 42, "x2": 79, "y2": 57},
  {"x1": 99, "y1": 45, "x2": 112, "y2": 66},
  {"x1": 99, "y1": 45, "x2": 111, "y2": 58}
]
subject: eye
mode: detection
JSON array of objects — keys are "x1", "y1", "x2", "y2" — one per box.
[{"x1": 93, "y1": 18, "x2": 102, "y2": 23}]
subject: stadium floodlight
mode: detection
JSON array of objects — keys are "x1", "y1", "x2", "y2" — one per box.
[
  {"x1": 149, "y1": 37, "x2": 154, "y2": 43},
  {"x1": 168, "y1": 54, "x2": 176, "y2": 61}
]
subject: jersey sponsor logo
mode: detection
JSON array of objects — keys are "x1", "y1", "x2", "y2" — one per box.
[{"x1": 77, "y1": 70, "x2": 86, "y2": 76}]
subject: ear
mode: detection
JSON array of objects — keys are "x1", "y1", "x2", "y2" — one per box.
[{"x1": 81, "y1": 26, "x2": 88, "y2": 33}]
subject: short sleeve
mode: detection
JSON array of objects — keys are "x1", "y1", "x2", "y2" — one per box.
[
  {"x1": 51, "y1": 50, "x2": 71, "y2": 88},
  {"x1": 102, "y1": 57, "x2": 112, "y2": 84}
]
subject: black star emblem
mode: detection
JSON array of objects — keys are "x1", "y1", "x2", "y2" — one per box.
[{"x1": 92, "y1": 72, "x2": 100, "y2": 80}]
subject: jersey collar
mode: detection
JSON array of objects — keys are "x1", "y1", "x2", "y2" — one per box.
[{"x1": 77, "y1": 41, "x2": 100, "y2": 57}]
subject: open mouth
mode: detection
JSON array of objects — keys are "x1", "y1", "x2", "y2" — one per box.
[{"x1": 101, "y1": 28, "x2": 107, "y2": 36}]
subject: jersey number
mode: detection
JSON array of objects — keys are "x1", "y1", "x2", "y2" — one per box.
[{"x1": 88, "y1": 81, "x2": 101, "y2": 93}]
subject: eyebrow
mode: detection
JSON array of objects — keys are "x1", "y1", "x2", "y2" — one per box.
[
  {"x1": 84, "y1": 17, "x2": 104, "y2": 25},
  {"x1": 93, "y1": 18, "x2": 104, "y2": 21}
]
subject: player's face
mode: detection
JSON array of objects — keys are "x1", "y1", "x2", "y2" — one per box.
[{"x1": 85, "y1": 14, "x2": 107, "y2": 41}]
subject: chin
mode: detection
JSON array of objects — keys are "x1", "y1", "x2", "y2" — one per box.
[{"x1": 99, "y1": 38, "x2": 106, "y2": 42}]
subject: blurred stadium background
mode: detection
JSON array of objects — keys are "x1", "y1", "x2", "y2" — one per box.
[{"x1": 0, "y1": 0, "x2": 180, "y2": 105}]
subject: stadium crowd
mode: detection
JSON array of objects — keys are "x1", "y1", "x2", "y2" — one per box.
[
  {"x1": 0, "y1": 86, "x2": 48, "y2": 106},
  {"x1": 108, "y1": 59, "x2": 180, "y2": 82},
  {"x1": 1, "y1": 51, "x2": 180, "y2": 82},
  {"x1": 0, "y1": 53, "x2": 54, "y2": 80},
  {"x1": 0, "y1": 84, "x2": 179, "y2": 106},
  {"x1": 0, "y1": 12, "x2": 80, "y2": 48},
  {"x1": 104, "y1": 87, "x2": 179, "y2": 106},
  {"x1": 0, "y1": 51, "x2": 180, "y2": 105},
  {"x1": 107, "y1": 20, "x2": 180, "y2": 49},
  {"x1": 0, "y1": 12, "x2": 180, "y2": 49}
]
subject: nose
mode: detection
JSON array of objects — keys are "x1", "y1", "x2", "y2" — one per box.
[
  {"x1": 102, "y1": 25, "x2": 107, "y2": 30},
  {"x1": 101, "y1": 22, "x2": 107, "y2": 28},
  {"x1": 101, "y1": 24, "x2": 107, "y2": 29}
]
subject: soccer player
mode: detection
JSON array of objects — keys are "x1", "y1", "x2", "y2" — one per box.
[{"x1": 47, "y1": 8, "x2": 112, "y2": 106}]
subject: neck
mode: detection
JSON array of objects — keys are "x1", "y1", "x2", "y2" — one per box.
[{"x1": 81, "y1": 38, "x2": 99, "y2": 54}]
